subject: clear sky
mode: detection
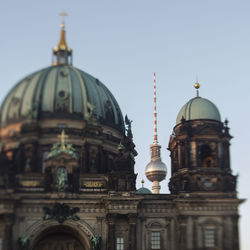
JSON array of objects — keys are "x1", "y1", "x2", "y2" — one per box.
[{"x1": 1, "y1": 0, "x2": 249, "y2": 249}]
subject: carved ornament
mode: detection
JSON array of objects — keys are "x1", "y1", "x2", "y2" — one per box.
[{"x1": 43, "y1": 203, "x2": 80, "y2": 223}]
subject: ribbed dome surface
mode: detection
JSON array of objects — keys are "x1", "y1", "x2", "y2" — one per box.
[
  {"x1": 176, "y1": 96, "x2": 221, "y2": 124},
  {"x1": 0, "y1": 65, "x2": 124, "y2": 131}
]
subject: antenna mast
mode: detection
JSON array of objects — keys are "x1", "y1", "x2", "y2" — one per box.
[
  {"x1": 145, "y1": 72, "x2": 167, "y2": 194},
  {"x1": 153, "y1": 72, "x2": 158, "y2": 144}
]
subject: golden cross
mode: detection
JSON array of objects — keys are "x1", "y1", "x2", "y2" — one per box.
[
  {"x1": 60, "y1": 11, "x2": 68, "y2": 28},
  {"x1": 58, "y1": 130, "x2": 68, "y2": 149}
]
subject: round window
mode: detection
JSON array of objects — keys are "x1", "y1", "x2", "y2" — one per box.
[{"x1": 58, "y1": 90, "x2": 68, "y2": 99}]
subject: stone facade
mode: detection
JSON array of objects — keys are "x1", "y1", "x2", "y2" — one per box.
[
  {"x1": 0, "y1": 116, "x2": 243, "y2": 250},
  {"x1": 0, "y1": 190, "x2": 242, "y2": 249},
  {"x1": 0, "y1": 26, "x2": 243, "y2": 250}
]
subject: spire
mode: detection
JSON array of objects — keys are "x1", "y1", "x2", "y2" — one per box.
[
  {"x1": 194, "y1": 79, "x2": 200, "y2": 97},
  {"x1": 52, "y1": 11, "x2": 72, "y2": 66},
  {"x1": 151, "y1": 73, "x2": 161, "y2": 161},
  {"x1": 153, "y1": 72, "x2": 158, "y2": 144},
  {"x1": 145, "y1": 73, "x2": 167, "y2": 194}
]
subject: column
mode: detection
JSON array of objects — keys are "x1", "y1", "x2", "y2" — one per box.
[
  {"x1": 170, "y1": 218, "x2": 176, "y2": 250},
  {"x1": 232, "y1": 215, "x2": 239, "y2": 250},
  {"x1": 128, "y1": 214, "x2": 137, "y2": 250},
  {"x1": 165, "y1": 217, "x2": 171, "y2": 250},
  {"x1": 190, "y1": 141, "x2": 196, "y2": 168},
  {"x1": 2, "y1": 214, "x2": 14, "y2": 250},
  {"x1": 192, "y1": 216, "x2": 198, "y2": 250},
  {"x1": 106, "y1": 214, "x2": 116, "y2": 250},
  {"x1": 222, "y1": 216, "x2": 229, "y2": 250},
  {"x1": 178, "y1": 216, "x2": 188, "y2": 250}
]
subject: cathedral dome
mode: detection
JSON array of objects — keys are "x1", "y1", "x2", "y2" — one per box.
[
  {"x1": 0, "y1": 21, "x2": 124, "y2": 133},
  {"x1": 0, "y1": 22, "x2": 132, "y2": 184},
  {"x1": 176, "y1": 96, "x2": 221, "y2": 124},
  {"x1": 0, "y1": 65, "x2": 124, "y2": 132}
]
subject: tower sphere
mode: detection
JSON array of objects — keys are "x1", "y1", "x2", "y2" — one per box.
[
  {"x1": 145, "y1": 144, "x2": 167, "y2": 183},
  {"x1": 145, "y1": 143, "x2": 167, "y2": 194},
  {"x1": 145, "y1": 157, "x2": 167, "y2": 182}
]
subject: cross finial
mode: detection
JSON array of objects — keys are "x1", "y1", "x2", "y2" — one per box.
[
  {"x1": 60, "y1": 11, "x2": 67, "y2": 29},
  {"x1": 57, "y1": 130, "x2": 69, "y2": 149}
]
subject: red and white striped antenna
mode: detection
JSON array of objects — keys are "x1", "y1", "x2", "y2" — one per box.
[{"x1": 153, "y1": 72, "x2": 158, "y2": 144}]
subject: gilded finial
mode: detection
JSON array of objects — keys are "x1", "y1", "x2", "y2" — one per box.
[
  {"x1": 141, "y1": 179, "x2": 145, "y2": 187},
  {"x1": 52, "y1": 11, "x2": 72, "y2": 65},
  {"x1": 194, "y1": 80, "x2": 200, "y2": 97},
  {"x1": 55, "y1": 11, "x2": 70, "y2": 52}
]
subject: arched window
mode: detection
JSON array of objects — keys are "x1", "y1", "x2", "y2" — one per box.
[
  {"x1": 200, "y1": 218, "x2": 222, "y2": 248},
  {"x1": 200, "y1": 145, "x2": 213, "y2": 168},
  {"x1": 145, "y1": 221, "x2": 168, "y2": 250},
  {"x1": 33, "y1": 232, "x2": 85, "y2": 250}
]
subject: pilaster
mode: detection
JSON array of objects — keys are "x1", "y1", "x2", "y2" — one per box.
[
  {"x1": 232, "y1": 214, "x2": 239, "y2": 250},
  {"x1": 106, "y1": 214, "x2": 116, "y2": 250},
  {"x1": 128, "y1": 214, "x2": 137, "y2": 250}
]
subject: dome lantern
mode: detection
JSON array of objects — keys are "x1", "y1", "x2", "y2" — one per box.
[{"x1": 52, "y1": 11, "x2": 72, "y2": 66}]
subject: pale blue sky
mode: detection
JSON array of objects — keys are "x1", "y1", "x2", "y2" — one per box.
[{"x1": 1, "y1": 1, "x2": 249, "y2": 249}]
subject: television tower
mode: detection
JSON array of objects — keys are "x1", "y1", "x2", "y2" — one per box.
[{"x1": 145, "y1": 73, "x2": 167, "y2": 194}]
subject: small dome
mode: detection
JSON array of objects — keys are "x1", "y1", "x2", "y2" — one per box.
[
  {"x1": 176, "y1": 96, "x2": 221, "y2": 124},
  {"x1": 136, "y1": 187, "x2": 152, "y2": 194},
  {"x1": 0, "y1": 65, "x2": 124, "y2": 132}
]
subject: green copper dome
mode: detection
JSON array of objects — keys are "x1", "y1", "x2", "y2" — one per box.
[
  {"x1": 176, "y1": 96, "x2": 221, "y2": 124},
  {"x1": 136, "y1": 187, "x2": 152, "y2": 194},
  {"x1": 0, "y1": 65, "x2": 124, "y2": 131}
]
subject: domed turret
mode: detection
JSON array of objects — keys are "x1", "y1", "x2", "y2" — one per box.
[
  {"x1": 145, "y1": 73, "x2": 167, "y2": 194},
  {"x1": 145, "y1": 143, "x2": 167, "y2": 194},
  {"x1": 168, "y1": 82, "x2": 237, "y2": 194},
  {"x1": 176, "y1": 82, "x2": 221, "y2": 124}
]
